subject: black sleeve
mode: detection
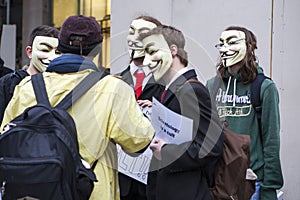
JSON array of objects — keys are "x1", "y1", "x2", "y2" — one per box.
[
  {"x1": 160, "y1": 82, "x2": 224, "y2": 171},
  {"x1": 0, "y1": 70, "x2": 29, "y2": 124}
]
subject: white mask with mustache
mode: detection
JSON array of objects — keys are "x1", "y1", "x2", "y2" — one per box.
[
  {"x1": 31, "y1": 36, "x2": 61, "y2": 72},
  {"x1": 217, "y1": 30, "x2": 246, "y2": 67},
  {"x1": 142, "y1": 34, "x2": 172, "y2": 81},
  {"x1": 127, "y1": 19, "x2": 157, "y2": 59}
]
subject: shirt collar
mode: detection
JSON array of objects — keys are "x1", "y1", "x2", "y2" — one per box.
[
  {"x1": 130, "y1": 62, "x2": 151, "y2": 76},
  {"x1": 165, "y1": 67, "x2": 190, "y2": 89}
]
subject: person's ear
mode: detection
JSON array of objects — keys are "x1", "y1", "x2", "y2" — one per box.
[
  {"x1": 26, "y1": 46, "x2": 32, "y2": 59},
  {"x1": 248, "y1": 43, "x2": 255, "y2": 52},
  {"x1": 170, "y1": 44, "x2": 178, "y2": 57}
]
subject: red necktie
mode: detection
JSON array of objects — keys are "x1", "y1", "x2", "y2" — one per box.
[
  {"x1": 134, "y1": 71, "x2": 145, "y2": 99},
  {"x1": 160, "y1": 89, "x2": 167, "y2": 103}
]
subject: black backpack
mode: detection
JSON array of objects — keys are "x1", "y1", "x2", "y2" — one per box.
[{"x1": 0, "y1": 71, "x2": 107, "y2": 200}]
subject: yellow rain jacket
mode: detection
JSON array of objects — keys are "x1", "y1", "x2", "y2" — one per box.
[{"x1": 1, "y1": 69, "x2": 154, "y2": 200}]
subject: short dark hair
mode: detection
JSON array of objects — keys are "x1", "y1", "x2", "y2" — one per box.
[
  {"x1": 28, "y1": 25, "x2": 59, "y2": 46},
  {"x1": 135, "y1": 15, "x2": 162, "y2": 27},
  {"x1": 139, "y1": 25, "x2": 188, "y2": 67}
]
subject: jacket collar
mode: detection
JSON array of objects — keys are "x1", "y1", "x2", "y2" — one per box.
[
  {"x1": 46, "y1": 54, "x2": 99, "y2": 73},
  {"x1": 120, "y1": 66, "x2": 134, "y2": 87},
  {"x1": 162, "y1": 69, "x2": 197, "y2": 104}
]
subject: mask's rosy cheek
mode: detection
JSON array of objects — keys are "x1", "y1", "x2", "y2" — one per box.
[
  {"x1": 33, "y1": 52, "x2": 47, "y2": 60},
  {"x1": 41, "y1": 53, "x2": 50, "y2": 59},
  {"x1": 229, "y1": 46, "x2": 240, "y2": 51},
  {"x1": 152, "y1": 52, "x2": 163, "y2": 61}
]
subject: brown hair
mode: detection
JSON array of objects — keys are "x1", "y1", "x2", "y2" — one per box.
[
  {"x1": 217, "y1": 26, "x2": 258, "y2": 84},
  {"x1": 135, "y1": 15, "x2": 162, "y2": 27},
  {"x1": 28, "y1": 25, "x2": 59, "y2": 46},
  {"x1": 138, "y1": 25, "x2": 188, "y2": 67}
]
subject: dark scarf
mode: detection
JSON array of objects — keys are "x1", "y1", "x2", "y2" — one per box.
[{"x1": 46, "y1": 54, "x2": 99, "y2": 73}]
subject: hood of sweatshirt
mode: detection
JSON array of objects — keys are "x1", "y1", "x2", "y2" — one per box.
[{"x1": 219, "y1": 65, "x2": 264, "y2": 108}]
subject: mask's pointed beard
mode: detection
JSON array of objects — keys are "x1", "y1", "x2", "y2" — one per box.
[
  {"x1": 131, "y1": 50, "x2": 135, "y2": 59},
  {"x1": 224, "y1": 59, "x2": 227, "y2": 67}
]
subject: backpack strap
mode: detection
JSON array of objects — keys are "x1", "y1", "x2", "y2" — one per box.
[
  {"x1": 31, "y1": 73, "x2": 51, "y2": 107},
  {"x1": 251, "y1": 74, "x2": 270, "y2": 120},
  {"x1": 31, "y1": 71, "x2": 109, "y2": 110},
  {"x1": 185, "y1": 79, "x2": 206, "y2": 87},
  {"x1": 55, "y1": 71, "x2": 109, "y2": 110}
]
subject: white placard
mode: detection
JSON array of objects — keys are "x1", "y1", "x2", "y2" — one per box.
[
  {"x1": 117, "y1": 97, "x2": 193, "y2": 183},
  {"x1": 139, "y1": 105, "x2": 152, "y2": 121},
  {"x1": 151, "y1": 97, "x2": 193, "y2": 144},
  {"x1": 117, "y1": 145, "x2": 152, "y2": 184}
]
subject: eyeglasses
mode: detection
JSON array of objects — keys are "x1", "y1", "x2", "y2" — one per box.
[{"x1": 214, "y1": 38, "x2": 245, "y2": 49}]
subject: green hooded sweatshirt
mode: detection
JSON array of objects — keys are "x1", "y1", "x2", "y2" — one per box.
[{"x1": 206, "y1": 65, "x2": 283, "y2": 199}]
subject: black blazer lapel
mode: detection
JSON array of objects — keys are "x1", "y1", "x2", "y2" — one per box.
[
  {"x1": 162, "y1": 69, "x2": 198, "y2": 104},
  {"x1": 120, "y1": 66, "x2": 134, "y2": 88},
  {"x1": 139, "y1": 76, "x2": 164, "y2": 101}
]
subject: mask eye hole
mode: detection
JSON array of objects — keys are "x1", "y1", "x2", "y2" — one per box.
[
  {"x1": 148, "y1": 50, "x2": 157, "y2": 56},
  {"x1": 215, "y1": 38, "x2": 245, "y2": 49},
  {"x1": 41, "y1": 49, "x2": 50, "y2": 53},
  {"x1": 145, "y1": 47, "x2": 158, "y2": 56},
  {"x1": 228, "y1": 41, "x2": 237, "y2": 45},
  {"x1": 128, "y1": 27, "x2": 135, "y2": 35},
  {"x1": 228, "y1": 38, "x2": 245, "y2": 45},
  {"x1": 215, "y1": 43, "x2": 224, "y2": 49}
]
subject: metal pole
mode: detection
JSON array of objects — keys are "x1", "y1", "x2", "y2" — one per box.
[
  {"x1": 48, "y1": 0, "x2": 53, "y2": 25},
  {"x1": 270, "y1": 0, "x2": 274, "y2": 78},
  {"x1": 6, "y1": 0, "x2": 10, "y2": 24},
  {"x1": 77, "y1": 0, "x2": 80, "y2": 15},
  {"x1": 90, "y1": 0, "x2": 92, "y2": 16}
]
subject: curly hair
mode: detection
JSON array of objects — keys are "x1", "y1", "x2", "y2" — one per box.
[{"x1": 217, "y1": 26, "x2": 258, "y2": 84}]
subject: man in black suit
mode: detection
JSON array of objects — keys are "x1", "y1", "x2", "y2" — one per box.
[
  {"x1": 118, "y1": 15, "x2": 164, "y2": 200},
  {"x1": 139, "y1": 25, "x2": 224, "y2": 200}
]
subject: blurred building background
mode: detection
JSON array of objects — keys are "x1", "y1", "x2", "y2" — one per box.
[
  {"x1": 0, "y1": 0, "x2": 110, "y2": 69},
  {"x1": 0, "y1": 0, "x2": 299, "y2": 199}
]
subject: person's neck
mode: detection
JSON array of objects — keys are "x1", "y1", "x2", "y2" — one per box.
[
  {"x1": 227, "y1": 62, "x2": 243, "y2": 76},
  {"x1": 26, "y1": 65, "x2": 39, "y2": 75},
  {"x1": 163, "y1": 57, "x2": 185, "y2": 84}
]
